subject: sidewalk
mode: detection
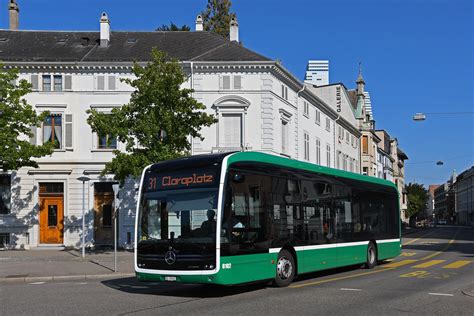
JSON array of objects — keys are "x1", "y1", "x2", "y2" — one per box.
[{"x1": 0, "y1": 249, "x2": 135, "y2": 283}]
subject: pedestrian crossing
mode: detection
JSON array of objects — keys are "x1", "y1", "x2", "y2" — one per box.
[{"x1": 383, "y1": 258, "x2": 473, "y2": 269}]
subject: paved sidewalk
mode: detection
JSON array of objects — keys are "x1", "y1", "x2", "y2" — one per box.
[{"x1": 0, "y1": 249, "x2": 134, "y2": 283}]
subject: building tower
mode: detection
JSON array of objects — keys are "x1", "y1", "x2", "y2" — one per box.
[{"x1": 304, "y1": 60, "x2": 329, "y2": 86}]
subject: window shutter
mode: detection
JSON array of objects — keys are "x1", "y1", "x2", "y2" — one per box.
[
  {"x1": 108, "y1": 75, "x2": 116, "y2": 90},
  {"x1": 30, "y1": 75, "x2": 39, "y2": 90},
  {"x1": 233, "y1": 75, "x2": 242, "y2": 89},
  {"x1": 65, "y1": 114, "x2": 73, "y2": 149},
  {"x1": 222, "y1": 75, "x2": 231, "y2": 90},
  {"x1": 97, "y1": 75, "x2": 105, "y2": 90},
  {"x1": 219, "y1": 75, "x2": 223, "y2": 90},
  {"x1": 64, "y1": 75, "x2": 72, "y2": 90},
  {"x1": 220, "y1": 114, "x2": 242, "y2": 147},
  {"x1": 29, "y1": 126, "x2": 37, "y2": 145}
]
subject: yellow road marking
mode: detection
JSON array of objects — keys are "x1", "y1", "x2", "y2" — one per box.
[
  {"x1": 400, "y1": 252, "x2": 416, "y2": 257},
  {"x1": 400, "y1": 270, "x2": 430, "y2": 278},
  {"x1": 419, "y1": 229, "x2": 459, "y2": 261},
  {"x1": 289, "y1": 268, "x2": 395, "y2": 289},
  {"x1": 382, "y1": 259, "x2": 418, "y2": 268},
  {"x1": 412, "y1": 260, "x2": 445, "y2": 268},
  {"x1": 442, "y1": 260, "x2": 473, "y2": 269},
  {"x1": 403, "y1": 231, "x2": 433, "y2": 246}
]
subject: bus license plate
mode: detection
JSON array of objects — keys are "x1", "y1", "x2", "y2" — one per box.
[{"x1": 165, "y1": 276, "x2": 177, "y2": 282}]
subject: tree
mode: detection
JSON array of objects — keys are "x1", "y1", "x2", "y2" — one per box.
[
  {"x1": 0, "y1": 66, "x2": 53, "y2": 172},
  {"x1": 155, "y1": 22, "x2": 190, "y2": 31},
  {"x1": 405, "y1": 183, "x2": 429, "y2": 220},
  {"x1": 86, "y1": 48, "x2": 216, "y2": 184},
  {"x1": 201, "y1": 0, "x2": 236, "y2": 38}
]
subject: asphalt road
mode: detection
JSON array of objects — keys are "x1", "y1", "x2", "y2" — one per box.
[{"x1": 1, "y1": 226, "x2": 473, "y2": 315}]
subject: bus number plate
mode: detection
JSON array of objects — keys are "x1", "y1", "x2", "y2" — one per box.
[{"x1": 165, "y1": 276, "x2": 177, "y2": 282}]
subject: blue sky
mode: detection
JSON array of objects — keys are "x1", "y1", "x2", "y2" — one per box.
[{"x1": 2, "y1": 0, "x2": 473, "y2": 186}]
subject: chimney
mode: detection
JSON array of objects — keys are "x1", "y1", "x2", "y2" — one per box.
[
  {"x1": 100, "y1": 12, "x2": 110, "y2": 47},
  {"x1": 9, "y1": 0, "x2": 19, "y2": 30},
  {"x1": 229, "y1": 16, "x2": 239, "y2": 42},
  {"x1": 195, "y1": 14, "x2": 203, "y2": 31}
]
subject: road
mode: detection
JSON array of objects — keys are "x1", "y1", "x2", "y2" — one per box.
[{"x1": 1, "y1": 226, "x2": 473, "y2": 315}]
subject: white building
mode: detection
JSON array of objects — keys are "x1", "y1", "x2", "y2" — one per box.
[
  {"x1": 0, "y1": 11, "x2": 363, "y2": 249},
  {"x1": 304, "y1": 60, "x2": 329, "y2": 86}
]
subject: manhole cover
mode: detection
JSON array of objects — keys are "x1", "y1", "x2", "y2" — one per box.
[{"x1": 462, "y1": 289, "x2": 474, "y2": 297}]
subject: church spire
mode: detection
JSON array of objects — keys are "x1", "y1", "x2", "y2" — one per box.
[{"x1": 356, "y1": 61, "x2": 365, "y2": 96}]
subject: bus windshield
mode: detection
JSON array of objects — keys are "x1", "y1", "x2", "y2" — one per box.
[{"x1": 138, "y1": 188, "x2": 218, "y2": 243}]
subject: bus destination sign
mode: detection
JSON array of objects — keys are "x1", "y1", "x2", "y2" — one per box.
[{"x1": 145, "y1": 169, "x2": 217, "y2": 191}]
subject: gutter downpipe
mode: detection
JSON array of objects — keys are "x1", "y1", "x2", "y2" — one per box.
[
  {"x1": 296, "y1": 85, "x2": 306, "y2": 160},
  {"x1": 334, "y1": 114, "x2": 341, "y2": 169},
  {"x1": 190, "y1": 61, "x2": 194, "y2": 155}
]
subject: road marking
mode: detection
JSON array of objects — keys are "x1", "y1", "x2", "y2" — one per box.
[
  {"x1": 383, "y1": 259, "x2": 418, "y2": 268},
  {"x1": 400, "y1": 270, "x2": 430, "y2": 278},
  {"x1": 400, "y1": 252, "x2": 417, "y2": 257},
  {"x1": 442, "y1": 260, "x2": 473, "y2": 269},
  {"x1": 340, "y1": 288, "x2": 362, "y2": 291},
  {"x1": 429, "y1": 293, "x2": 454, "y2": 297},
  {"x1": 412, "y1": 260, "x2": 445, "y2": 268},
  {"x1": 403, "y1": 231, "x2": 433, "y2": 246},
  {"x1": 29, "y1": 282, "x2": 45, "y2": 285},
  {"x1": 290, "y1": 268, "x2": 395, "y2": 289},
  {"x1": 419, "y1": 229, "x2": 459, "y2": 261}
]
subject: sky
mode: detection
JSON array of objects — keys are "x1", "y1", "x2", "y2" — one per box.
[{"x1": 1, "y1": 0, "x2": 473, "y2": 186}]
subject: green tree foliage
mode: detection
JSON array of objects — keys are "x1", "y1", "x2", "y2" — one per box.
[
  {"x1": 0, "y1": 66, "x2": 53, "y2": 172},
  {"x1": 406, "y1": 183, "x2": 429, "y2": 219},
  {"x1": 155, "y1": 22, "x2": 190, "y2": 31},
  {"x1": 201, "y1": 0, "x2": 236, "y2": 38},
  {"x1": 87, "y1": 49, "x2": 216, "y2": 184}
]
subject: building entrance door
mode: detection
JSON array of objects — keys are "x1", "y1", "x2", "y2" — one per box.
[
  {"x1": 39, "y1": 183, "x2": 64, "y2": 244},
  {"x1": 93, "y1": 183, "x2": 116, "y2": 246}
]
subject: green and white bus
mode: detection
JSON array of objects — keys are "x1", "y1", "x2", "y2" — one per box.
[{"x1": 135, "y1": 151, "x2": 401, "y2": 287}]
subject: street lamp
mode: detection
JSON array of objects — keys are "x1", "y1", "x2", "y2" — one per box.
[
  {"x1": 77, "y1": 176, "x2": 90, "y2": 259},
  {"x1": 413, "y1": 111, "x2": 474, "y2": 121}
]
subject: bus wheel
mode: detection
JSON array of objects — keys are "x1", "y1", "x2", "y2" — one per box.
[
  {"x1": 274, "y1": 249, "x2": 295, "y2": 287},
  {"x1": 365, "y1": 242, "x2": 377, "y2": 269}
]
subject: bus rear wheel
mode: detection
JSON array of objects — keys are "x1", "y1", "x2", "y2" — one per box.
[
  {"x1": 365, "y1": 242, "x2": 377, "y2": 269},
  {"x1": 274, "y1": 249, "x2": 295, "y2": 287}
]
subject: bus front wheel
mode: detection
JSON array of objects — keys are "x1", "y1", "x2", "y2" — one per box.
[
  {"x1": 365, "y1": 242, "x2": 377, "y2": 269},
  {"x1": 274, "y1": 249, "x2": 295, "y2": 287}
]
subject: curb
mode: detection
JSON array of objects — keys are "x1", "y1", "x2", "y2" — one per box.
[{"x1": 0, "y1": 273, "x2": 135, "y2": 284}]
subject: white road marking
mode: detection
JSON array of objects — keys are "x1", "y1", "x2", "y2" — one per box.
[
  {"x1": 77, "y1": 282, "x2": 88, "y2": 285},
  {"x1": 428, "y1": 293, "x2": 454, "y2": 297},
  {"x1": 29, "y1": 282, "x2": 46, "y2": 285},
  {"x1": 340, "y1": 288, "x2": 362, "y2": 291}
]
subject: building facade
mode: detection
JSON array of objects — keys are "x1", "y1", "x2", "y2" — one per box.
[
  {"x1": 0, "y1": 11, "x2": 364, "y2": 249},
  {"x1": 454, "y1": 167, "x2": 473, "y2": 226}
]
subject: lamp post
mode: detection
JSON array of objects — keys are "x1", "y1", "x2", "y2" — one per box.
[{"x1": 77, "y1": 176, "x2": 90, "y2": 259}]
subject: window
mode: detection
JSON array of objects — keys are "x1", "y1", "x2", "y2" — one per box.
[
  {"x1": 0, "y1": 233, "x2": 10, "y2": 248},
  {"x1": 326, "y1": 144, "x2": 331, "y2": 167},
  {"x1": 304, "y1": 132, "x2": 310, "y2": 161},
  {"x1": 43, "y1": 114, "x2": 62, "y2": 149},
  {"x1": 303, "y1": 101, "x2": 309, "y2": 117},
  {"x1": 42, "y1": 75, "x2": 51, "y2": 91},
  {"x1": 349, "y1": 158, "x2": 354, "y2": 172},
  {"x1": 363, "y1": 167, "x2": 368, "y2": 175},
  {"x1": 223, "y1": 75, "x2": 231, "y2": 90},
  {"x1": 338, "y1": 126, "x2": 343, "y2": 140},
  {"x1": 220, "y1": 114, "x2": 242, "y2": 148},
  {"x1": 98, "y1": 134, "x2": 117, "y2": 149},
  {"x1": 102, "y1": 204, "x2": 113, "y2": 227},
  {"x1": 53, "y1": 75, "x2": 62, "y2": 91},
  {"x1": 234, "y1": 75, "x2": 242, "y2": 89},
  {"x1": 346, "y1": 131, "x2": 350, "y2": 144},
  {"x1": 281, "y1": 120, "x2": 289, "y2": 154},
  {"x1": 336, "y1": 151, "x2": 341, "y2": 169},
  {"x1": 315, "y1": 138, "x2": 321, "y2": 164},
  {"x1": 325, "y1": 117, "x2": 331, "y2": 132},
  {"x1": 0, "y1": 175, "x2": 11, "y2": 214},
  {"x1": 281, "y1": 84, "x2": 288, "y2": 100},
  {"x1": 220, "y1": 75, "x2": 242, "y2": 90},
  {"x1": 351, "y1": 135, "x2": 355, "y2": 147},
  {"x1": 362, "y1": 135, "x2": 368, "y2": 154},
  {"x1": 343, "y1": 155, "x2": 347, "y2": 171},
  {"x1": 97, "y1": 75, "x2": 105, "y2": 90},
  {"x1": 47, "y1": 205, "x2": 58, "y2": 226},
  {"x1": 315, "y1": 109, "x2": 321, "y2": 125}
]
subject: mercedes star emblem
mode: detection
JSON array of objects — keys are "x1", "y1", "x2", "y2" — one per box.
[{"x1": 164, "y1": 250, "x2": 177, "y2": 265}]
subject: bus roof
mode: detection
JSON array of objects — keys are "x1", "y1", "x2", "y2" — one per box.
[{"x1": 227, "y1": 151, "x2": 398, "y2": 190}]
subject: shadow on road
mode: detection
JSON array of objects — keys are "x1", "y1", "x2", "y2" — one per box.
[{"x1": 101, "y1": 277, "x2": 267, "y2": 298}]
